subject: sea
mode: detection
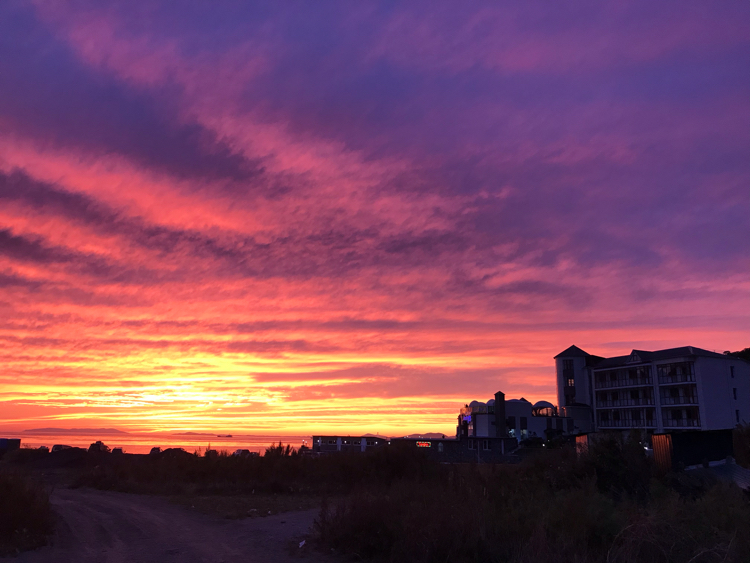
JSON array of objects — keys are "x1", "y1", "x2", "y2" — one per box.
[{"x1": 1, "y1": 430, "x2": 311, "y2": 455}]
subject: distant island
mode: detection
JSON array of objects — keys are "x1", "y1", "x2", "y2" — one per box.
[{"x1": 22, "y1": 428, "x2": 129, "y2": 434}]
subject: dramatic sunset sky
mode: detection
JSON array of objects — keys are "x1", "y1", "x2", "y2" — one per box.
[{"x1": 1, "y1": 1, "x2": 748, "y2": 435}]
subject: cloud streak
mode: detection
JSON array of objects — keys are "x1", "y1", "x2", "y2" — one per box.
[{"x1": 0, "y1": 1, "x2": 747, "y2": 434}]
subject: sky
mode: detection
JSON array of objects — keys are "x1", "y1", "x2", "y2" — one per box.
[{"x1": 0, "y1": 1, "x2": 748, "y2": 436}]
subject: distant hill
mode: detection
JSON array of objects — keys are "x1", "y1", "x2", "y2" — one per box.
[
  {"x1": 173, "y1": 432, "x2": 215, "y2": 436},
  {"x1": 401, "y1": 433, "x2": 448, "y2": 439},
  {"x1": 23, "y1": 427, "x2": 128, "y2": 434}
]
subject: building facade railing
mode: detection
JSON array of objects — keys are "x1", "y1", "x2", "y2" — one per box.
[
  {"x1": 594, "y1": 377, "x2": 652, "y2": 389},
  {"x1": 663, "y1": 418, "x2": 701, "y2": 428},
  {"x1": 596, "y1": 398, "x2": 654, "y2": 408},
  {"x1": 598, "y1": 419, "x2": 656, "y2": 428},
  {"x1": 659, "y1": 396, "x2": 698, "y2": 406},
  {"x1": 658, "y1": 373, "x2": 696, "y2": 385}
]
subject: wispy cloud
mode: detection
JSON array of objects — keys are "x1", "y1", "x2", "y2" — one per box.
[{"x1": 0, "y1": 1, "x2": 747, "y2": 434}]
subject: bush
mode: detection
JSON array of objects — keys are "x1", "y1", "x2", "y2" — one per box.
[
  {"x1": 72, "y1": 441, "x2": 439, "y2": 496},
  {"x1": 0, "y1": 472, "x2": 54, "y2": 555},
  {"x1": 313, "y1": 445, "x2": 750, "y2": 563},
  {"x1": 734, "y1": 424, "x2": 750, "y2": 468}
]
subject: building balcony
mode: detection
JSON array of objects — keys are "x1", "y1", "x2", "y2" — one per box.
[
  {"x1": 659, "y1": 396, "x2": 698, "y2": 406},
  {"x1": 596, "y1": 398, "x2": 654, "y2": 408},
  {"x1": 594, "y1": 378, "x2": 652, "y2": 390},
  {"x1": 598, "y1": 419, "x2": 656, "y2": 429},
  {"x1": 658, "y1": 374, "x2": 696, "y2": 385},
  {"x1": 663, "y1": 418, "x2": 701, "y2": 428}
]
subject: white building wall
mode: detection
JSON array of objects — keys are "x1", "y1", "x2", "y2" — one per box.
[
  {"x1": 697, "y1": 357, "x2": 750, "y2": 429},
  {"x1": 476, "y1": 414, "x2": 490, "y2": 437},
  {"x1": 555, "y1": 355, "x2": 591, "y2": 408},
  {"x1": 736, "y1": 360, "x2": 750, "y2": 425},
  {"x1": 695, "y1": 357, "x2": 730, "y2": 430}
]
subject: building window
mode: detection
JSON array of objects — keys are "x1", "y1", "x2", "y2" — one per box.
[
  {"x1": 730, "y1": 366, "x2": 734, "y2": 378},
  {"x1": 737, "y1": 410, "x2": 741, "y2": 424},
  {"x1": 438, "y1": 442, "x2": 443, "y2": 453},
  {"x1": 468, "y1": 439, "x2": 475, "y2": 450},
  {"x1": 328, "y1": 440, "x2": 336, "y2": 445},
  {"x1": 566, "y1": 378, "x2": 575, "y2": 387},
  {"x1": 520, "y1": 417, "x2": 527, "y2": 430},
  {"x1": 352, "y1": 439, "x2": 361, "y2": 445},
  {"x1": 733, "y1": 388, "x2": 737, "y2": 400},
  {"x1": 507, "y1": 416, "x2": 516, "y2": 430},
  {"x1": 482, "y1": 439, "x2": 490, "y2": 451},
  {"x1": 366, "y1": 439, "x2": 375, "y2": 446}
]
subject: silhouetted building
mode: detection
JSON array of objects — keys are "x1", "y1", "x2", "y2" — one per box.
[
  {"x1": 555, "y1": 345, "x2": 750, "y2": 433},
  {"x1": 0, "y1": 438, "x2": 21, "y2": 459},
  {"x1": 312, "y1": 435, "x2": 387, "y2": 453},
  {"x1": 457, "y1": 391, "x2": 574, "y2": 441},
  {"x1": 390, "y1": 435, "x2": 516, "y2": 463}
]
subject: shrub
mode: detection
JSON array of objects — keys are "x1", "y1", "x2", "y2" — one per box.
[
  {"x1": 734, "y1": 424, "x2": 750, "y2": 468},
  {"x1": 313, "y1": 446, "x2": 750, "y2": 563}
]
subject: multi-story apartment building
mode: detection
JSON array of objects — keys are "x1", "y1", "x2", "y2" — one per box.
[{"x1": 555, "y1": 345, "x2": 750, "y2": 433}]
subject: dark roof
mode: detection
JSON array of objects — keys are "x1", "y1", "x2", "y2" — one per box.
[
  {"x1": 554, "y1": 345, "x2": 590, "y2": 359},
  {"x1": 593, "y1": 346, "x2": 729, "y2": 370},
  {"x1": 586, "y1": 354, "x2": 605, "y2": 366},
  {"x1": 593, "y1": 355, "x2": 629, "y2": 369}
]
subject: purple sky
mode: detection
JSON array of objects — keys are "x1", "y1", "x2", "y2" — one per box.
[{"x1": 0, "y1": 1, "x2": 748, "y2": 434}]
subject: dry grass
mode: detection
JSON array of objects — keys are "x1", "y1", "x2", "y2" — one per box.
[
  {"x1": 313, "y1": 436, "x2": 750, "y2": 562},
  {"x1": 170, "y1": 492, "x2": 328, "y2": 519},
  {"x1": 0, "y1": 471, "x2": 54, "y2": 555}
]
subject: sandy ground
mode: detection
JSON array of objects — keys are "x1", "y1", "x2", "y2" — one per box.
[{"x1": 11, "y1": 488, "x2": 327, "y2": 563}]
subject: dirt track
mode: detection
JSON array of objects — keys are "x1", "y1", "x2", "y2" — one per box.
[{"x1": 12, "y1": 488, "x2": 325, "y2": 562}]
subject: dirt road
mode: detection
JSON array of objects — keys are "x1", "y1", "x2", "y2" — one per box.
[{"x1": 12, "y1": 488, "x2": 325, "y2": 562}]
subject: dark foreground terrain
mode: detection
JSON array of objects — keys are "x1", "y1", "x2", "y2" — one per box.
[
  {"x1": 10, "y1": 487, "x2": 323, "y2": 563},
  {"x1": 3, "y1": 431, "x2": 750, "y2": 562}
]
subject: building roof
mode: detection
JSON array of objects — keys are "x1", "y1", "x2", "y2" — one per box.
[
  {"x1": 593, "y1": 346, "x2": 729, "y2": 370},
  {"x1": 532, "y1": 400, "x2": 555, "y2": 410},
  {"x1": 554, "y1": 345, "x2": 590, "y2": 359}
]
